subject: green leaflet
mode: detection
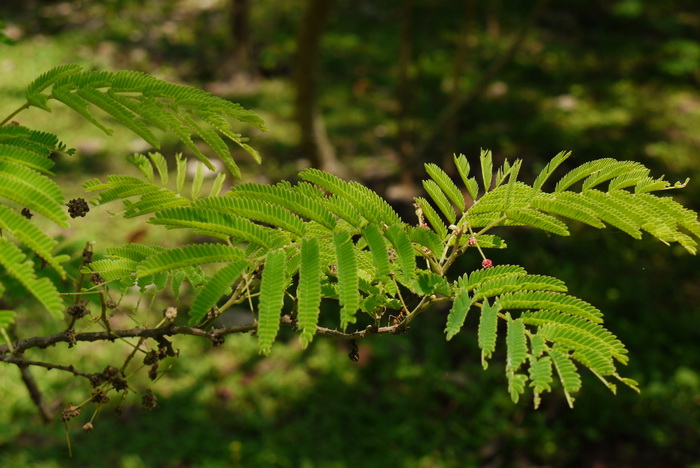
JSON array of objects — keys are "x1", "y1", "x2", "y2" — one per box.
[
  {"x1": 300, "y1": 169, "x2": 402, "y2": 227},
  {"x1": 0, "y1": 161, "x2": 68, "y2": 227},
  {"x1": 26, "y1": 66, "x2": 265, "y2": 177},
  {"x1": 257, "y1": 250, "x2": 287, "y2": 355},
  {"x1": 497, "y1": 290, "x2": 603, "y2": 323},
  {"x1": 459, "y1": 264, "x2": 528, "y2": 291},
  {"x1": 608, "y1": 168, "x2": 650, "y2": 191},
  {"x1": 298, "y1": 238, "x2": 322, "y2": 349},
  {"x1": 137, "y1": 244, "x2": 246, "y2": 277},
  {"x1": 581, "y1": 160, "x2": 645, "y2": 191},
  {"x1": 555, "y1": 158, "x2": 617, "y2": 192},
  {"x1": 505, "y1": 315, "x2": 527, "y2": 372},
  {"x1": 25, "y1": 64, "x2": 82, "y2": 110},
  {"x1": 229, "y1": 183, "x2": 336, "y2": 231},
  {"x1": 478, "y1": 299, "x2": 501, "y2": 369},
  {"x1": 0, "y1": 205, "x2": 66, "y2": 278},
  {"x1": 506, "y1": 207, "x2": 570, "y2": 236},
  {"x1": 322, "y1": 195, "x2": 364, "y2": 229},
  {"x1": 106, "y1": 243, "x2": 165, "y2": 261},
  {"x1": 531, "y1": 194, "x2": 606, "y2": 229},
  {"x1": 528, "y1": 355, "x2": 553, "y2": 409},
  {"x1": 521, "y1": 309, "x2": 627, "y2": 364},
  {"x1": 507, "y1": 371, "x2": 528, "y2": 404},
  {"x1": 424, "y1": 163, "x2": 465, "y2": 211},
  {"x1": 150, "y1": 207, "x2": 284, "y2": 248},
  {"x1": 445, "y1": 289, "x2": 471, "y2": 340},
  {"x1": 384, "y1": 224, "x2": 416, "y2": 282},
  {"x1": 195, "y1": 196, "x2": 306, "y2": 237},
  {"x1": 412, "y1": 271, "x2": 450, "y2": 296},
  {"x1": 127, "y1": 153, "x2": 155, "y2": 182},
  {"x1": 549, "y1": 348, "x2": 582, "y2": 408},
  {"x1": 191, "y1": 161, "x2": 205, "y2": 200},
  {"x1": 209, "y1": 173, "x2": 226, "y2": 198},
  {"x1": 188, "y1": 260, "x2": 248, "y2": 326},
  {"x1": 415, "y1": 197, "x2": 448, "y2": 239},
  {"x1": 333, "y1": 230, "x2": 359, "y2": 331},
  {"x1": 148, "y1": 152, "x2": 169, "y2": 185},
  {"x1": 556, "y1": 191, "x2": 641, "y2": 239},
  {"x1": 0, "y1": 238, "x2": 63, "y2": 319},
  {"x1": 0, "y1": 143, "x2": 55, "y2": 174},
  {"x1": 89, "y1": 258, "x2": 139, "y2": 283},
  {"x1": 77, "y1": 86, "x2": 159, "y2": 147},
  {"x1": 529, "y1": 334, "x2": 547, "y2": 358},
  {"x1": 480, "y1": 149, "x2": 493, "y2": 192},
  {"x1": 423, "y1": 179, "x2": 457, "y2": 224},
  {"x1": 472, "y1": 274, "x2": 568, "y2": 302},
  {"x1": 361, "y1": 223, "x2": 391, "y2": 278},
  {"x1": 532, "y1": 151, "x2": 570, "y2": 192},
  {"x1": 409, "y1": 225, "x2": 444, "y2": 258}
]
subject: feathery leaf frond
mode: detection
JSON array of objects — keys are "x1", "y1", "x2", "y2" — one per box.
[{"x1": 257, "y1": 250, "x2": 287, "y2": 355}]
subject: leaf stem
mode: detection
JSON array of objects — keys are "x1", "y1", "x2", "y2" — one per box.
[{"x1": 0, "y1": 102, "x2": 30, "y2": 127}]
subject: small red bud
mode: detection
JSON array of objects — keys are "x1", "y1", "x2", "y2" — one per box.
[
  {"x1": 468, "y1": 237, "x2": 477, "y2": 246},
  {"x1": 420, "y1": 223, "x2": 429, "y2": 229},
  {"x1": 482, "y1": 259, "x2": 493, "y2": 269}
]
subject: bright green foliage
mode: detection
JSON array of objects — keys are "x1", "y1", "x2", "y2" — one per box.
[
  {"x1": 506, "y1": 315, "x2": 528, "y2": 373},
  {"x1": 79, "y1": 144, "x2": 700, "y2": 406},
  {"x1": 136, "y1": 244, "x2": 246, "y2": 277},
  {"x1": 0, "y1": 239, "x2": 63, "y2": 319},
  {"x1": 444, "y1": 289, "x2": 471, "y2": 340},
  {"x1": 478, "y1": 299, "x2": 501, "y2": 369},
  {"x1": 333, "y1": 230, "x2": 359, "y2": 331},
  {"x1": 188, "y1": 260, "x2": 248, "y2": 326},
  {"x1": 24, "y1": 66, "x2": 265, "y2": 172},
  {"x1": 257, "y1": 250, "x2": 287, "y2": 355},
  {"x1": 3, "y1": 64, "x2": 699, "y2": 409},
  {"x1": 298, "y1": 238, "x2": 322, "y2": 349}
]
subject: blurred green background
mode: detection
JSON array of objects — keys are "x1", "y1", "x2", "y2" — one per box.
[{"x1": 1, "y1": 0, "x2": 699, "y2": 466}]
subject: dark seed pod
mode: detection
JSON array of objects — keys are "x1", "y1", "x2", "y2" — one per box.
[
  {"x1": 67, "y1": 198, "x2": 90, "y2": 218},
  {"x1": 61, "y1": 403, "x2": 81, "y2": 422},
  {"x1": 141, "y1": 389, "x2": 158, "y2": 409},
  {"x1": 67, "y1": 303, "x2": 90, "y2": 319},
  {"x1": 91, "y1": 389, "x2": 109, "y2": 405},
  {"x1": 143, "y1": 350, "x2": 158, "y2": 366},
  {"x1": 348, "y1": 340, "x2": 360, "y2": 362},
  {"x1": 90, "y1": 273, "x2": 104, "y2": 285}
]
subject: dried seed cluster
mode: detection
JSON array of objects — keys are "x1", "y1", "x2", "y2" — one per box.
[
  {"x1": 142, "y1": 389, "x2": 158, "y2": 409},
  {"x1": 67, "y1": 303, "x2": 90, "y2": 319},
  {"x1": 90, "y1": 272, "x2": 104, "y2": 285},
  {"x1": 67, "y1": 198, "x2": 90, "y2": 218},
  {"x1": 61, "y1": 403, "x2": 81, "y2": 422},
  {"x1": 90, "y1": 365, "x2": 128, "y2": 391}
]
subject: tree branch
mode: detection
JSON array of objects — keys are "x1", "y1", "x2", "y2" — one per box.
[
  {"x1": 3, "y1": 356, "x2": 95, "y2": 380},
  {"x1": 0, "y1": 323, "x2": 257, "y2": 355}
]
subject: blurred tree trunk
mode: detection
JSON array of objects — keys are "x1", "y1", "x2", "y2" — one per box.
[
  {"x1": 229, "y1": 0, "x2": 251, "y2": 75},
  {"x1": 294, "y1": 0, "x2": 343, "y2": 175},
  {"x1": 445, "y1": 0, "x2": 476, "y2": 160},
  {"x1": 396, "y1": 0, "x2": 414, "y2": 174},
  {"x1": 412, "y1": 0, "x2": 550, "y2": 163}
]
